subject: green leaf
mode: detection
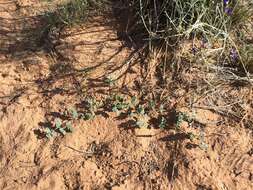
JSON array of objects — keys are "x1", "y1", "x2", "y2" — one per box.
[
  {"x1": 159, "y1": 105, "x2": 165, "y2": 114},
  {"x1": 199, "y1": 142, "x2": 208, "y2": 150},
  {"x1": 159, "y1": 117, "x2": 166, "y2": 129},
  {"x1": 135, "y1": 114, "x2": 149, "y2": 128},
  {"x1": 87, "y1": 98, "x2": 94, "y2": 107},
  {"x1": 112, "y1": 106, "x2": 119, "y2": 113},
  {"x1": 46, "y1": 133, "x2": 53, "y2": 139},
  {"x1": 105, "y1": 77, "x2": 114, "y2": 86},
  {"x1": 128, "y1": 110, "x2": 134, "y2": 118},
  {"x1": 188, "y1": 132, "x2": 196, "y2": 141},
  {"x1": 63, "y1": 110, "x2": 69, "y2": 117},
  {"x1": 45, "y1": 128, "x2": 53, "y2": 139},
  {"x1": 59, "y1": 127, "x2": 66, "y2": 135},
  {"x1": 66, "y1": 122, "x2": 73, "y2": 132},
  {"x1": 131, "y1": 96, "x2": 138, "y2": 106},
  {"x1": 148, "y1": 100, "x2": 155, "y2": 109},
  {"x1": 115, "y1": 94, "x2": 123, "y2": 102},
  {"x1": 55, "y1": 119, "x2": 62, "y2": 129},
  {"x1": 70, "y1": 108, "x2": 78, "y2": 119},
  {"x1": 136, "y1": 106, "x2": 145, "y2": 115},
  {"x1": 115, "y1": 102, "x2": 129, "y2": 111}
]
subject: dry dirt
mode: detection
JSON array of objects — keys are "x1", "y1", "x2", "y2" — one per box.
[{"x1": 0, "y1": 1, "x2": 252, "y2": 190}]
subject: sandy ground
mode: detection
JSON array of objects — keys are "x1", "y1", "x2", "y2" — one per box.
[{"x1": 0, "y1": 1, "x2": 252, "y2": 190}]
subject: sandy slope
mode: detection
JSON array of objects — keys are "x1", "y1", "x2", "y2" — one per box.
[{"x1": 0, "y1": 1, "x2": 252, "y2": 189}]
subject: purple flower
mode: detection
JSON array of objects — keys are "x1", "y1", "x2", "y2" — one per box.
[
  {"x1": 201, "y1": 37, "x2": 208, "y2": 48},
  {"x1": 225, "y1": 7, "x2": 233, "y2": 15},
  {"x1": 224, "y1": 0, "x2": 233, "y2": 15},
  {"x1": 230, "y1": 48, "x2": 239, "y2": 62},
  {"x1": 191, "y1": 46, "x2": 198, "y2": 55},
  {"x1": 224, "y1": 0, "x2": 229, "y2": 5}
]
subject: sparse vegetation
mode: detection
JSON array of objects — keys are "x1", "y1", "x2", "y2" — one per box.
[
  {"x1": 122, "y1": 0, "x2": 253, "y2": 79},
  {"x1": 43, "y1": 0, "x2": 107, "y2": 28},
  {"x1": 38, "y1": 0, "x2": 109, "y2": 49},
  {"x1": 43, "y1": 108, "x2": 78, "y2": 138},
  {"x1": 36, "y1": 1, "x2": 253, "y2": 150},
  {"x1": 1, "y1": 0, "x2": 253, "y2": 189}
]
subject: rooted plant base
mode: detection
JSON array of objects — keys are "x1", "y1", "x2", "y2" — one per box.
[{"x1": 0, "y1": 1, "x2": 252, "y2": 190}]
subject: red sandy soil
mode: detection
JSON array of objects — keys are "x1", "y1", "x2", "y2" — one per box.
[{"x1": 0, "y1": 1, "x2": 252, "y2": 189}]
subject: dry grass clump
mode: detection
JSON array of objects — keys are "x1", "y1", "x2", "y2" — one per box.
[
  {"x1": 38, "y1": 0, "x2": 109, "y2": 45},
  {"x1": 43, "y1": 0, "x2": 108, "y2": 28},
  {"x1": 127, "y1": 0, "x2": 253, "y2": 73}
]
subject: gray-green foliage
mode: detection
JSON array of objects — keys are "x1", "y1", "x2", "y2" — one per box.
[
  {"x1": 111, "y1": 95, "x2": 130, "y2": 114},
  {"x1": 159, "y1": 116, "x2": 166, "y2": 129},
  {"x1": 134, "y1": 105, "x2": 150, "y2": 128},
  {"x1": 45, "y1": 127, "x2": 54, "y2": 139},
  {"x1": 44, "y1": 108, "x2": 78, "y2": 139},
  {"x1": 104, "y1": 77, "x2": 115, "y2": 87},
  {"x1": 55, "y1": 118, "x2": 66, "y2": 135},
  {"x1": 81, "y1": 98, "x2": 102, "y2": 120},
  {"x1": 176, "y1": 111, "x2": 193, "y2": 129},
  {"x1": 67, "y1": 107, "x2": 79, "y2": 119}
]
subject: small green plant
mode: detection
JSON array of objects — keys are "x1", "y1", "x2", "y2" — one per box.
[
  {"x1": 130, "y1": 96, "x2": 139, "y2": 108},
  {"x1": 159, "y1": 104, "x2": 165, "y2": 114},
  {"x1": 104, "y1": 77, "x2": 115, "y2": 87},
  {"x1": 188, "y1": 132, "x2": 196, "y2": 141},
  {"x1": 159, "y1": 116, "x2": 167, "y2": 129},
  {"x1": 136, "y1": 105, "x2": 145, "y2": 115},
  {"x1": 55, "y1": 118, "x2": 67, "y2": 135},
  {"x1": 135, "y1": 113, "x2": 150, "y2": 128},
  {"x1": 148, "y1": 100, "x2": 155, "y2": 110},
  {"x1": 175, "y1": 113, "x2": 208, "y2": 150},
  {"x1": 64, "y1": 107, "x2": 79, "y2": 119},
  {"x1": 45, "y1": 127, "x2": 54, "y2": 139},
  {"x1": 176, "y1": 111, "x2": 193, "y2": 129},
  {"x1": 111, "y1": 94, "x2": 130, "y2": 115},
  {"x1": 66, "y1": 121, "x2": 74, "y2": 132},
  {"x1": 43, "y1": 107, "x2": 79, "y2": 139},
  {"x1": 131, "y1": 105, "x2": 149, "y2": 128},
  {"x1": 54, "y1": 118, "x2": 74, "y2": 135},
  {"x1": 69, "y1": 108, "x2": 79, "y2": 119},
  {"x1": 44, "y1": 118, "x2": 73, "y2": 139},
  {"x1": 81, "y1": 98, "x2": 102, "y2": 120},
  {"x1": 82, "y1": 112, "x2": 95, "y2": 120}
]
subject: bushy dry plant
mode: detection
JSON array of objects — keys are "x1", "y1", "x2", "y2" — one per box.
[{"x1": 128, "y1": 0, "x2": 253, "y2": 73}]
